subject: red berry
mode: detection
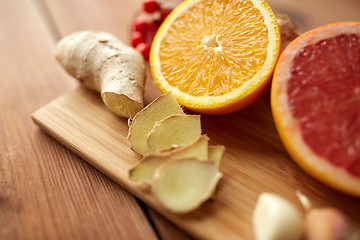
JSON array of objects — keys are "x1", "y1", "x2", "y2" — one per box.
[
  {"x1": 153, "y1": 19, "x2": 162, "y2": 29},
  {"x1": 131, "y1": 31, "x2": 146, "y2": 47},
  {"x1": 143, "y1": 0, "x2": 161, "y2": 14},
  {"x1": 146, "y1": 30, "x2": 156, "y2": 44},
  {"x1": 136, "y1": 43, "x2": 151, "y2": 61},
  {"x1": 133, "y1": 17, "x2": 147, "y2": 32},
  {"x1": 146, "y1": 21, "x2": 157, "y2": 32},
  {"x1": 160, "y1": 8, "x2": 172, "y2": 21}
]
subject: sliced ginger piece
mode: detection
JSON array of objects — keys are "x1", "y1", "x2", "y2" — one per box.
[
  {"x1": 130, "y1": 136, "x2": 209, "y2": 184},
  {"x1": 147, "y1": 114, "x2": 201, "y2": 153},
  {"x1": 253, "y1": 192, "x2": 303, "y2": 240},
  {"x1": 208, "y1": 145, "x2": 225, "y2": 169},
  {"x1": 153, "y1": 158, "x2": 222, "y2": 214},
  {"x1": 128, "y1": 93, "x2": 184, "y2": 155},
  {"x1": 208, "y1": 145, "x2": 225, "y2": 199}
]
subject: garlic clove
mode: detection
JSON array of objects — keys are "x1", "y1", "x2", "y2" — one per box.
[{"x1": 252, "y1": 192, "x2": 303, "y2": 240}]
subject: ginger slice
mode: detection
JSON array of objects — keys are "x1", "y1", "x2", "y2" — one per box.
[
  {"x1": 55, "y1": 30, "x2": 146, "y2": 118},
  {"x1": 147, "y1": 114, "x2": 201, "y2": 153},
  {"x1": 208, "y1": 145, "x2": 225, "y2": 198},
  {"x1": 128, "y1": 93, "x2": 184, "y2": 155},
  {"x1": 153, "y1": 158, "x2": 222, "y2": 214},
  {"x1": 208, "y1": 145, "x2": 225, "y2": 169},
  {"x1": 129, "y1": 136, "x2": 209, "y2": 184},
  {"x1": 253, "y1": 192, "x2": 303, "y2": 240}
]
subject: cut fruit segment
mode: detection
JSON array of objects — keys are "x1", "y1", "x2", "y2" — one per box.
[
  {"x1": 147, "y1": 114, "x2": 201, "y2": 152},
  {"x1": 271, "y1": 22, "x2": 360, "y2": 197},
  {"x1": 128, "y1": 92, "x2": 184, "y2": 155},
  {"x1": 129, "y1": 136, "x2": 209, "y2": 184},
  {"x1": 150, "y1": 0, "x2": 281, "y2": 114},
  {"x1": 153, "y1": 158, "x2": 222, "y2": 214}
]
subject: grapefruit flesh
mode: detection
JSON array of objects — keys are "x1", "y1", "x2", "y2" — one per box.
[{"x1": 287, "y1": 33, "x2": 360, "y2": 177}]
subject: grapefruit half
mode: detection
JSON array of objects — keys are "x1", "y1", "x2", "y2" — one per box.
[{"x1": 271, "y1": 22, "x2": 360, "y2": 197}]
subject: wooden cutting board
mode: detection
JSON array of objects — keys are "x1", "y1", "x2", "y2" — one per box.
[{"x1": 32, "y1": 85, "x2": 360, "y2": 239}]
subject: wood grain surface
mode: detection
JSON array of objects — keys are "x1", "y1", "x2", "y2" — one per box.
[
  {"x1": 1, "y1": 0, "x2": 158, "y2": 239},
  {"x1": 31, "y1": 86, "x2": 360, "y2": 239},
  {"x1": 2, "y1": 0, "x2": 360, "y2": 239}
]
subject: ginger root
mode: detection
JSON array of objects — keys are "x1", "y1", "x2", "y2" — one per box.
[
  {"x1": 55, "y1": 30, "x2": 146, "y2": 118},
  {"x1": 275, "y1": 13, "x2": 299, "y2": 50}
]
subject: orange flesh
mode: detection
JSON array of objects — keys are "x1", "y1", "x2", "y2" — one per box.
[
  {"x1": 159, "y1": 0, "x2": 269, "y2": 97},
  {"x1": 287, "y1": 33, "x2": 360, "y2": 177}
]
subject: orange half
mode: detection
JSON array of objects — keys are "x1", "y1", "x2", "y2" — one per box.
[{"x1": 150, "y1": 0, "x2": 281, "y2": 114}]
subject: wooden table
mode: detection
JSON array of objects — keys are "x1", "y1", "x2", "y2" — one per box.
[{"x1": 1, "y1": 0, "x2": 360, "y2": 239}]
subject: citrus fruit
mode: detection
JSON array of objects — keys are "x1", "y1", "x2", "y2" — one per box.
[
  {"x1": 271, "y1": 22, "x2": 360, "y2": 197},
  {"x1": 150, "y1": 0, "x2": 281, "y2": 114}
]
